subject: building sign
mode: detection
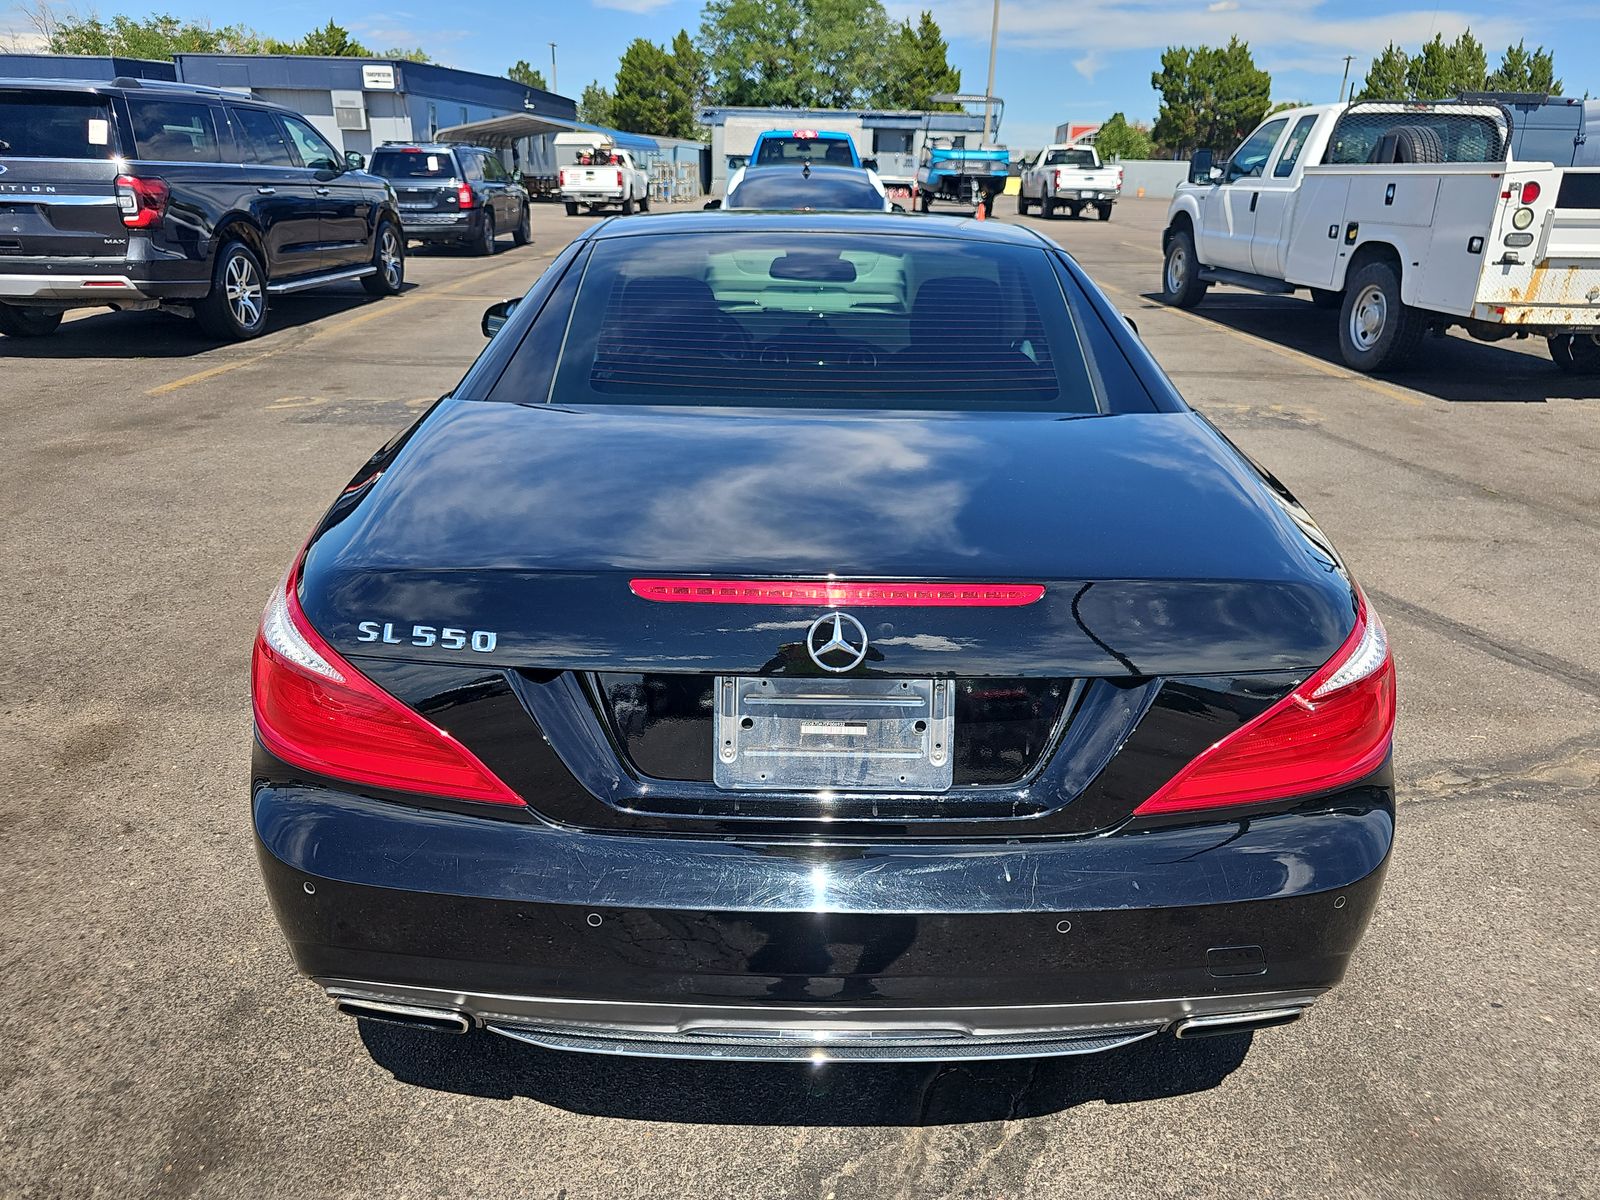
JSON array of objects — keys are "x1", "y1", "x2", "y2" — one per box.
[
  {"x1": 361, "y1": 65, "x2": 396, "y2": 91},
  {"x1": 1054, "y1": 121, "x2": 1102, "y2": 144}
]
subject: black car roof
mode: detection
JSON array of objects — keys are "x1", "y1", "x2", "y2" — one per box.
[
  {"x1": 589, "y1": 209, "x2": 1052, "y2": 247},
  {"x1": 1, "y1": 76, "x2": 297, "y2": 114}
]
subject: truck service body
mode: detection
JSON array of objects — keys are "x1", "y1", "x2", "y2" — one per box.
[{"x1": 1160, "y1": 100, "x2": 1600, "y2": 373}]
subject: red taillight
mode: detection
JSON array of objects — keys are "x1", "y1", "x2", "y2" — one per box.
[
  {"x1": 115, "y1": 174, "x2": 168, "y2": 229},
  {"x1": 616, "y1": 169, "x2": 624, "y2": 187},
  {"x1": 457, "y1": 182, "x2": 474, "y2": 209},
  {"x1": 629, "y1": 579, "x2": 1045, "y2": 607},
  {"x1": 1521, "y1": 180, "x2": 1541, "y2": 203},
  {"x1": 1134, "y1": 590, "x2": 1396, "y2": 816},
  {"x1": 559, "y1": 168, "x2": 567, "y2": 186},
  {"x1": 251, "y1": 560, "x2": 522, "y2": 806}
]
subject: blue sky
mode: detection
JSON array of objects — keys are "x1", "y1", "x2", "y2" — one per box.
[{"x1": 3, "y1": 0, "x2": 1593, "y2": 149}]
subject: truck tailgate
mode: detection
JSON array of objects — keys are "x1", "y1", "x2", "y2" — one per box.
[{"x1": 1476, "y1": 168, "x2": 1600, "y2": 326}]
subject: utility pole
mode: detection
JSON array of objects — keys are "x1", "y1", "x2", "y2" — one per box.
[
  {"x1": 1339, "y1": 54, "x2": 1354, "y2": 102},
  {"x1": 549, "y1": 42, "x2": 558, "y2": 95},
  {"x1": 982, "y1": 0, "x2": 1000, "y2": 144}
]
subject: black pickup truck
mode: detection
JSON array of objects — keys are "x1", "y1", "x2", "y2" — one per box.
[{"x1": 0, "y1": 77, "x2": 404, "y2": 340}]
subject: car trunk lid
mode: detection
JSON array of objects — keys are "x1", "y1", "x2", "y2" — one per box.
[{"x1": 299, "y1": 401, "x2": 1356, "y2": 680}]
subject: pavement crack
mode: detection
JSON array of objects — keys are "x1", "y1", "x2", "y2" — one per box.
[{"x1": 1370, "y1": 588, "x2": 1600, "y2": 703}]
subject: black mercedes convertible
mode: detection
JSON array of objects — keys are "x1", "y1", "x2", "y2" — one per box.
[{"x1": 252, "y1": 212, "x2": 1396, "y2": 1062}]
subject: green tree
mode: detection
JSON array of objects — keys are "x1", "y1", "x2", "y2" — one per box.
[
  {"x1": 876, "y1": 11, "x2": 961, "y2": 110},
  {"x1": 806, "y1": 0, "x2": 888, "y2": 107},
  {"x1": 578, "y1": 80, "x2": 615, "y2": 127},
  {"x1": 1150, "y1": 38, "x2": 1271, "y2": 156},
  {"x1": 698, "y1": 0, "x2": 812, "y2": 107},
  {"x1": 1405, "y1": 30, "x2": 1486, "y2": 100},
  {"x1": 613, "y1": 37, "x2": 702, "y2": 136},
  {"x1": 663, "y1": 30, "x2": 707, "y2": 138},
  {"x1": 46, "y1": 11, "x2": 265, "y2": 57},
  {"x1": 1355, "y1": 42, "x2": 1409, "y2": 100},
  {"x1": 1486, "y1": 40, "x2": 1563, "y2": 95},
  {"x1": 1093, "y1": 111, "x2": 1153, "y2": 161},
  {"x1": 295, "y1": 20, "x2": 369, "y2": 57},
  {"x1": 508, "y1": 60, "x2": 549, "y2": 90}
]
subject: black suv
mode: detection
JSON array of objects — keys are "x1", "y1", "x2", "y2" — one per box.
[
  {"x1": 0, "y1": 77, "x2": 404, "y2": 341},
  {"x1": 369, "y1": 143, "x2": 530, "y2": 255}
]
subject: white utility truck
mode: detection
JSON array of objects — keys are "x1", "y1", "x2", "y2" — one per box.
[
  {"x1": 1160, "y1": 100, "x2": 1600, "y2": 373},
  {"x1": 1018, "y1": 144, "x2": 1123, "y2": 220},
  {"x1": 555, "y1": 132, "x2": 650, "y2": 216}
]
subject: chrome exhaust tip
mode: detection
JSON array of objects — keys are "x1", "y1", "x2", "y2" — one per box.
[
  {"x1": 333, "y1": 996, "x2": 472, "y2": 1034},
  {"x1": 1173, "y1": 1007, "x2": 1304, "y2": 1039}
]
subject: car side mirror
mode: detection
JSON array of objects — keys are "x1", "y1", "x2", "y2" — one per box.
[
  {"x1": 1188, "y1": 149, "x2": 1214, "y2": 184},
  {"x1": 482, "y1": 297, "x2": 520, "y2": 338},
  {"x1": 344, "y1": 150, "x2": 366, "y2": 171},
  {"x1": 861, "y1": 157, "x2": 878, "y2": 171},
  {"x1": 703, "y1": 198, "x2": 723, "y2": 210}
]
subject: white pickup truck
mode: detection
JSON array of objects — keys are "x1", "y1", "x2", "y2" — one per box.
[
  {"x1": 1161, "y1": 100, "x2": 1600, "y2": 373},
  {"x1": 1017, "y1": 144, "x2": 1123, "y2": 221},
  {"x1": 555, "y1": 132, "x2": 650, "y2": 216}
]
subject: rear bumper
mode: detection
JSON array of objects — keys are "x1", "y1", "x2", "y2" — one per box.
[
  {"x1": 399, "y1": 211, "x2": 479, "y2": 240},
  {"x1": 255, "y1": 781, "x2": 1393, "y2": 1060},
  {"x1": 0, "y1": 268, "x2": 208, "y2": 305},
  {"x1": 1053, "y1": 188, "x2": 1119, "y2": 202},
  {"x1": 562, "y1": 192, "x2": 625, "y2": 205}
]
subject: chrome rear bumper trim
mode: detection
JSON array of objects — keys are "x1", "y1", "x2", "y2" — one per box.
[{"x1": 321, "y1": 978, "x2": 1322, "y2": 1063}]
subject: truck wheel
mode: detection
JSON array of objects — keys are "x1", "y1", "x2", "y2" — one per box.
[
  {"x1": 511, "y1": 203, "x2": 531, "y2": 246},
  {"x1": 1041, "y1": 194, "x2": 1055, "y2": 219},
  {"x1": 195, "y1": 240, "x2": 268, "y2": 340},
  {"x1": 1016, "y1": 189, "x2": 1029, "y2": 215},
  {"x1": 0, "y1": 302, "x2": 64, "y2": 338},
  {"x1": 1309, "y1": 287, "x2": 1342, "y2": 310},
  {"x1": 621, "y1": 193, "x2": 635, "y2": 216},
  {"x1": 472, "y1": 211, "x2": 496, "y2": 256},
  {"x1": 1548, "y1": 333, "x2": 1600, "y2": 375},
  {"x1": 1067, "y1": 203, "x2": 1083, "y2": 220},
  {"x1": 639, "y1": 192, "x2": 650, "y2": 212},
  {"x1": 919, "y1": 191, "x2": 932, "y2": 213},
  {"x1": 361, "y1": 220, "x2": 405, "y2": 297},
  {"x1": 564, "y1": 201, "x2": 580, "y2": 217},
  {"x1": 1339, "y1": 261, "x2": 1424, "y2": 372},
  {"x1": 1096, "y1": 204, "x2": 1113, "y2": 222},
  {"x1": 1160, "y1": 229, "x2": 1209, "y2": 309}
]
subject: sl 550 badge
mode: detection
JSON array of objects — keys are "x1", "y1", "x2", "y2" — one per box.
[{"x1": 356, "y1": 622, "x2": 498, "y2": 653}]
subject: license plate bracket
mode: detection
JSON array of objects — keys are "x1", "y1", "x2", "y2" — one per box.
[{"x1": 714, "y1": 676, "x2": 953, "y2": 792}]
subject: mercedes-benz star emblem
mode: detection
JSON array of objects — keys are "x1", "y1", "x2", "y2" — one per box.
[{"x1": 806, "y1": 612, "x2": 869, "y2": 673}]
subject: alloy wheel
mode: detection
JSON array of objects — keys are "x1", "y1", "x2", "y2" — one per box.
[
  {"x1": 226, "y1": 254, "x2": 262, "y2": 328},
  {"x1": 380, "y1": 228, "x2": 402, "y2": 288},
  {"x1": 1166, "y1": 245, "x2": 1188, "y2": 295}
]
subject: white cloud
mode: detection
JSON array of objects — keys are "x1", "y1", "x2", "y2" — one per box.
[
  {"x1": 1073, "y1": 49, "x2": 1105, "y2": 82},
  {"x1": 1207, "y1": 1, "x2": 1240, "y2": 12},
  {"x1": 591, "y1": 0, "x2": 676, "y2": 12}
]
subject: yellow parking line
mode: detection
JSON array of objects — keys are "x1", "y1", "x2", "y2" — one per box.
[{"x1": 145, "y1": 249, "x2": 545, "y2": 397}]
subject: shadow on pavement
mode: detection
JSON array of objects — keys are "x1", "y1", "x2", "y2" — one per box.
[
  {"x1": 0, "y1": 282, "x2": 417, "y2": 361},
  {"x1": 358, "y1": 1021, "x2": 1252, "y2": 1125},
  {"x1": 1140, "y1": 289, "x2": 1600, "y2": 404}
]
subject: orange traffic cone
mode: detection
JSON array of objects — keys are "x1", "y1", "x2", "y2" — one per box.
[{"x1": 975, "y1": 197, "x2": 987, "y2": 221}]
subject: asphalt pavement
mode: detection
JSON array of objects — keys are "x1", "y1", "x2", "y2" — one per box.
[{"x1": 1, "y1": 197, "x2": 1595, "y2": 1199}]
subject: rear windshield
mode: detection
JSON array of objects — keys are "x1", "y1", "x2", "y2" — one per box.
[
  {"x1": 0, "y1": 92, "x2": 118, "y2": 158},
  {"x1": 1324, "y1": 109, "x2": 1506, "y2": 164},
  {"x1": 727, "y1": 172, "x2": 882, "y2": 211},
  {"x1": 370, "y1": 149, "x2": 456, "y2": 178},
  {"x1": 504, "y1": 231, "x2": 1099, "y2": 413},
  {"x1": 755, "y1": 137, "x2": 856, "y2": 166},
  {"x1": 1045, "y1": 149, "x2": 1096, "y2": 167}
]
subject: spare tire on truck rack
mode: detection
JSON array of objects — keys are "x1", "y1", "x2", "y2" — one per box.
[{"x1": 1368, "y1": 124, "x2": 1446, "y2": 164}]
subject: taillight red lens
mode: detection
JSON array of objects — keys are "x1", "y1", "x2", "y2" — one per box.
[
  {"x1": 629, "y1": 578, "x2": 1045, "y2": 607},
  {"x1": 1521, "y1": 180, "x2": 1541, "y2": 203},
  {"x1": 457, "y1": 183, "x2": 474, "y2": 208},
  {"x1": 115, "y1": 174, "x2": 168, "y2": 229},
  {"x1": 251, "y1": 561, "x2": 522, "y2": 806},
  {"x1": 1134, "y1": 590, "x2": 1396, "y2": 816},
  {"x1": 616, "y1": 170, "x2": 624, "y2": 187}
]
